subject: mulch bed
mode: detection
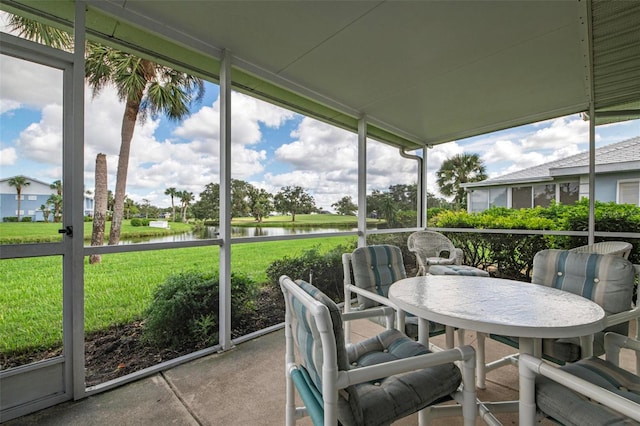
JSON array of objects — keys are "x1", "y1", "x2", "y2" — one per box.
[{"x1": 1, "y1": 286, "x2": 285, "y2": 387}]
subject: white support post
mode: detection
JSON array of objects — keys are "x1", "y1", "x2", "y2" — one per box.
[
  {"x1": 588, "y1": 102, "x2": 596, "y2": 245},
  {"x1": 421, "y1": 146, "x2": 428, "y2": 228},
  {"x1": 219, "y1": 49, "x2": 233, "y2": 350},
  {"x1": 357, "y1": 117, "x2": 367, "y2": 247},
  {"x1": 71, "y1": 0, "x2": 87, "y2": 399}
]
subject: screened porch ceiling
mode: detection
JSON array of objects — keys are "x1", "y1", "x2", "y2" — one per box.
[{"x1": 4, "y1": 0, "x2": 640, "y2": 150}]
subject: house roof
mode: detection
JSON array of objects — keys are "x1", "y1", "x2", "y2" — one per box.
[
  {"x1": 0, "y1": 176, "x2": 54, "y2": 188},
  {"x1": 464, "y1": 136, "x2": 640, "y2": 188},
  {"x1": 2, "y1": 0, "x2": 639, "y2": 150}
]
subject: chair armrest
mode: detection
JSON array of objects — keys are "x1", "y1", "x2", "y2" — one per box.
[
  {"x1": 604, "y1": 332, "x2": 640, "y2": 367},
  {"x1": 342, "y1": 306, "x2": 395, "y2": 322},
  {"x1": 338, "y1": 345, "x2": 476, "y2": 388},
  {"x1": 519, "y1": 354, "x2": 640, "y2": 425},
  {"x1": 345, "y1": 284, "x2": 399, "y2": 310},
  {"x1": 453, "y1": 248, "x2": 464, "y2": 265},
  {"x1": 603, "y1": 306, "x2": 640, "y2": 328}
]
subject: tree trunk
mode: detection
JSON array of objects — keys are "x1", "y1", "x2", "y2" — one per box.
[
  {"x1": 108, "y1": 96, "x2": 141, "y2": 245},
  {"x1": 90, "y1": 153, "x2": 108, "y2": 264},
  {"x1": 16, "y1": 189, "x2": 22, "y2": 221}
]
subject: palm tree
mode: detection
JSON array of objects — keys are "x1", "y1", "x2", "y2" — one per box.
[
  {"x1": 49, "y1": 180, "x2": 63, "y2": 221},
  {"x1": 436, "y1": 153, "x2": 487, "y2": 208},
  {"x1": 90, "y1": 153, "x2": 108, "y2": 264},
  {"x1": 178, "y1": 190, "x2": 194, "y2": 222},
  {"x1": 9, "y1": 15, "x2": 205, "y2": 245},
  {"x1": 8, "y1": 176, "x2": 30, "y2": 221},
  {"x1": 164, "y1": 187, "x2": 178, "y2": 221}
]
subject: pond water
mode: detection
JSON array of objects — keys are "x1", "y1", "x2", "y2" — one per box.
[{"x1": 119, "y1": 225, "x2": 361, "y2": 244}]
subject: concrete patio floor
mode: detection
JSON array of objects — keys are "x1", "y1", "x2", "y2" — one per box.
[{"x1": 5, "y1": 320, "x2": 636, "y2": 425}]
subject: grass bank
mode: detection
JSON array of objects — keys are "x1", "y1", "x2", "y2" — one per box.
[
  {"x1": 1, "y1": 235, "x2": 356, "y2": 354},
  {"x1": 0, "y1": 220, "x2": 193, "y2": 244}
]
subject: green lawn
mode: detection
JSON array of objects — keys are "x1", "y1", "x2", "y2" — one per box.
[{"x1": 1, "y1": 234, "x2": 356, "y2": 354}]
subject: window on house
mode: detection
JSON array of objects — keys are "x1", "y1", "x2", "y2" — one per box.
[
  {"x1": 533, "y1": 184, "x2": 555, "y2": 207},
  {"x1": 512, "y1": 186, "x2": 532, "y2": 209},
  {"x1": 469, "y1": 189, "x2": 489, "y2": 212},
  {"x1": 559, "y1": 181, "x2": 579, "y2": 205},
  {"x1": 618, "y1": 180, "x2": 640, "y2": 206},
  {"x1": 28, "y1": 195, "x2": 37, "y2": 201},
  {"x1": 14, "y1": 195, "x2": 24, "y2": 200},
  {"x1": 489, "y1": 188, "x2": 507, "y2": 208}
]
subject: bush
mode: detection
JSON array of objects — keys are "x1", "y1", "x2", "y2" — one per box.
[
  {"x1": 3, "y1": 217, "x2": 18, "y2": 222},
  {"x1": 143, "y1": 272, "x2": 257, "y2": 349},
  {"x1": 266, "y1": 243, "x2": 356, "y2": 302},
  {"x1": 130, "y1": 218, "x2": 150, "y2": 226},
  {"x1": 20, "y1": 217, "x2": 32, "y2": 222}
]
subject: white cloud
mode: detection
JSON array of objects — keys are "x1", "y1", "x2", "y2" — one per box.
[
  {"x1": 0, "y1": 147, "x2": 17, "y2": 165},
  {"x1": 16, "y1": 104, "x2": 63, "y2": 164},
  {"x1": 0, "y1": 54, "x2": 63, "y2": 113},
  {"x1": 521, "y1": 116, "x2": 591, "y2": 150}
]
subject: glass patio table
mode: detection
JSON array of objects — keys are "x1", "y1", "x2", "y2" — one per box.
[{"x1": 388, "y1": 275, "x2": 606, "y2": 423}]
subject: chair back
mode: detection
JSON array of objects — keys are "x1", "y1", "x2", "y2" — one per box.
[
  {"x1": 569, "y1": 241, "x2": 632, "y2": 259},
  {"x1": 349, "y1": 245, "x2": 406, "y2": 310},
  {"x1": 532, "y1": 249, "x2": 636, "y2": 317},
  {"x1": 408, "y1": 230, "x2": 456, "y2": 259}
]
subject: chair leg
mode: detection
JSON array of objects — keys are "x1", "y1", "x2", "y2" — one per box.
[
  {"x1": 446, "y1": 326, "x2": 455, "y2": 349},
  {"x1": 476, "y1": 332, "x2": 487, "y2": 389},
  {"x1": 285, "y1": 370, "x2": 296, "y2": 426}
]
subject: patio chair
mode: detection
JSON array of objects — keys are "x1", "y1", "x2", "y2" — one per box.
[
  {"x1": 407, "y1": 230, "x2": 464, "y2": 275},
  {"x1": 279, "y1": 275, "x2": 477, "y2": 426},
  {"x1": 569, "y1": 240, "x2": 633, "y2": 259},
  {"x1": 476, "y1": 249, "x2": 638, "y2": 388},
  {"x1": 343, "y1": 245, "x2": 456, "y2": 348},
  {"x1": 519, "y1": 332, "x2": 640, "y2": 426}
]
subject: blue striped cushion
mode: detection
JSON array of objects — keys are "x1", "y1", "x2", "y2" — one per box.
[
  {"x1": 532, "y1": 250, "x2": 635, "y2": 315},
  {"x1": 532, "y1": 249, "x2": 635, "y2": 359},
  {"x1": 287, "y1": 280, "x2": 349, "y2": 391},
  {"x1": 351, "y1": 245, "x2": 406, "y2": 309},
  {"x1": 536, "y1": 357, "x2": 640, "y2": 425}
]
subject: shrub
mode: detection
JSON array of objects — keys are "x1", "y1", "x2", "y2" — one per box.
[
  {"x1": 20, "y1": 217, "x2": 32, "y2": 222},
  {"x1": 3, "y1": 217, "x2": 18, "y2": 222},
  {"x1": 130, "y1": 218, "x2": 150, "y2": 226},
  {"x1": 266, "y1": 243, "x2": 356, "y2": 302},
  {"x1": 143, "y1": 272, "x2": 257, "y2": 349}
]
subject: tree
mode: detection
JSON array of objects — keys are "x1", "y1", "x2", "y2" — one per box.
[
  {"x1": 49, "y1": 179, "x2": 63, "y2": 221},
  {"x1": 124, "y1": 197, "x2": 136, "y2": 219},
  {"x1": 164, "y1": 187, "x2": 178, "y2": 221},
  {"x1": 9, "y1": 15, "x2": 205, "y2": 245},
  {"x1": 247, "y1": 186, "x2": 273, "y2": 222},
  {"x1": 388, "y1": 183, "x2": 417, "y2": 211},
  {"x1": 46, "y1": 194, "x2": 63, "y2": 223},
  {"x1": 192, "y1": 183, "x2": 220, "y2": 220},
  {"x1": 380, "y1": 194, "x2": 399, "y2": 227},
  {"x1": 331, "y1": 196, "x2": 357, "y2": 216},
  {"x1": 8, "y1": 176, "x2": 30, "y2": 221},
  {"x1": 436, "y1": 153, "x2": 487, "y2": 208},
  {"x1": 141, "y1": 198, "x2": 151, "y2": 218},
  {"x1": 40, "y1": 204, "x2": 51, "y2": 223},
  {"x1": 178, "y1": 190, "x2": 194, "y2": 222},
  {"x1": 274, "y1": 186, "x2": 316, "y2": 222},
  {"x1": 90, "y1": 153, "x2": 108, "y2": 264}
]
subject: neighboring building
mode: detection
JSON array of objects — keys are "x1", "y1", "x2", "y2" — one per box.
[
  {"x1": 0, "y1": 176, "x2": 94, "y2": 221},
  {"x1": 462, "y1": 137, "x2": 640, "y2": 213}
]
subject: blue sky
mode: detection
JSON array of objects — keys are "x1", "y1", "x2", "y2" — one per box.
[{"x1": 1, "y1": 26, "x2": 639, "y2": 211}]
